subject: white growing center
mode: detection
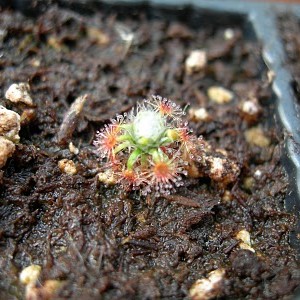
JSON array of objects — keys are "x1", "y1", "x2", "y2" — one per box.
[{"x1": 133, "y1": 110, "x2": 166, "y2": 142}]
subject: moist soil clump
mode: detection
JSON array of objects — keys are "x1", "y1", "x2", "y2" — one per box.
[{"x1": 0, "y1": 4, "x2": 299, "y2": 300}]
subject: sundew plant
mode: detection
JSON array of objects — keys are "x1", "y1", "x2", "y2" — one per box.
[{"x1": 94, "y1": 95, "x2": 197, "y2": 196}]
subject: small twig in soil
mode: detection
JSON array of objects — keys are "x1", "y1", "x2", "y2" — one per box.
[
  {"x1": 162, "y1": 194, "x2": 201, "y2": 208},
  {"x1": 223, "y1": 240, "x2": 240, "y2": 254},
  {"x1": 127, "y1": 239, "x2": 158, "y2": 250}
]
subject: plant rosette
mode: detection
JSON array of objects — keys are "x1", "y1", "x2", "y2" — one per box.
[{"x1": 94, "y1": 95, "x2": 200, "y2": 196}]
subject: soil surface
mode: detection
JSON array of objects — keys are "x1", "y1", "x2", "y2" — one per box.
[{"x1": 0, "y1": 3, "x2": 299, "y2": 300}]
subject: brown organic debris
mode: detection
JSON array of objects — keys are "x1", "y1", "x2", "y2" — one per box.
[
  {"x1": 56, "y1": 94, "x2": 88, "y2": 145},
  {"x1": 20, "y1": 108, "x2": 36, "y2": 126}
]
